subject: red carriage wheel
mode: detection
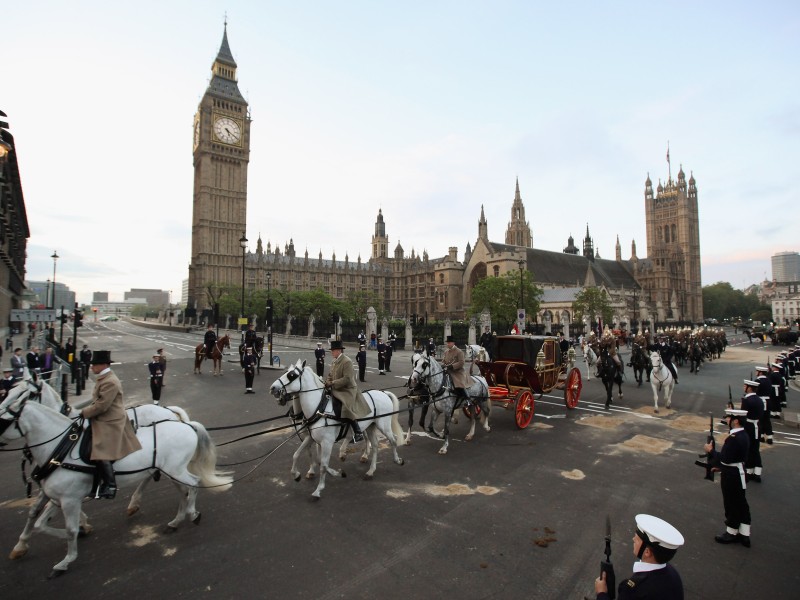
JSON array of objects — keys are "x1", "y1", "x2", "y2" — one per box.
[
  {"x1": 514, "y1": 390, "x2": 535, "y2": 429},
  {"x1": 564, "y1": 367, "x2": 582, "y2": 409}
]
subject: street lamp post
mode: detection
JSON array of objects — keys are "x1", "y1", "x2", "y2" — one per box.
[
  {"x1": 50, "y1": 251, "x2": 59, "y2": 309},
  {"x1": 239, "y1": 233, "x2": 248, "y2": 339},
  {"x1": 518, "y1": 259, "x2": 525, "y2": 333},
  {"x1": 266, "y1": 272, "x2": 273, "y2": 366}
]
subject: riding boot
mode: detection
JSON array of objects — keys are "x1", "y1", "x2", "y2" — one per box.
[
  {"x1": 351, "y1": 420, "x2": 364, "y2": 443},
  {"x1": 96, "y1": 461, "x2": 117, "y2": 499}
]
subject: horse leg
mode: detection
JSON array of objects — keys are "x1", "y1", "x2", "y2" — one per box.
[
  {"x1": 481, "y1": 399, "x2": 492, "y2": 433},
  {"x1": 312, "y1": 437, "x2": 338, "y2": 499},
  {"x1": 652, "y1": 383, "x2": 660, "y2": 413},
  {"x1": 9, "y1": 493, "x2": 51, "y2": 560},
  {"x1": 666, "y1": 384, "x2": 673, "y2": 409},
  {"x1": 438, "y1": 406, "x2": 452, "y2": 455},
  {"x1": 363, "y1": 426, "x2": 380, "y2": 479},
  {"x1": 48, "y1": 497, "x2": 83, "y2": 576},
  {"x1": 291, "y1": 436, "x2": 312, "y2": 481},
  {"x1": 127, "y1": 475, "x2": 154, "y2": 516}
]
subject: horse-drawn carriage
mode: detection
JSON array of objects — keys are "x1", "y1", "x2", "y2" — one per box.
[{"x1": 475, "y1": 335, "x2": 582, "y2": 428}]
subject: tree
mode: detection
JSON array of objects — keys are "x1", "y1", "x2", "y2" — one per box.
[
  {"x1": 702, "y1": 282, "x2": 761, "y2": 321},
  {"x1": 468, "y1": 269, "x2": 542, "y2": 325},
  {"x1": 343, "y1": 289, "x2": 383, "y2": 322},
  {"x1": 572, "y1": 287, "x2": 613, "y2": 327}
]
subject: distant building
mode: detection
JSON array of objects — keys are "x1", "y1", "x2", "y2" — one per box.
[
  {"x1": 26, "y1": 280, "x2": 76, "y2": 311},
  {"x1": 93, "y1": 292, "x2": 109, "y2": 302},
  {"x1": 771, "y1": 251, "x2": 800, "y2": 283},
  {"x1": 124, "y1": 288, "x2": 169, "y2": 307}
]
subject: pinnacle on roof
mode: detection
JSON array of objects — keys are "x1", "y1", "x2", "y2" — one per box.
[{"x1": 216, "y1": 22, "x2": 238, "y2": 68}]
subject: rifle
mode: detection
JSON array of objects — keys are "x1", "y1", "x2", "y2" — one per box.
[
  {"x1": 600, "y1": 515, "x2": 616, "y2": 599},
  {"x1": 695, "y1": 412, "x2": 716, "y2": 481}
]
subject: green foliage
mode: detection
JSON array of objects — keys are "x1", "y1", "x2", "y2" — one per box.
[
  {"x1": 572, "y1": 287, "x2": 613, "y2": 324},
  {"x1": 344, "y1": 289, "x2": 383, "y2": 321},
  {"x1": 702, "y1": 282, "x2": 760, "y2": 321},
  {"x1": 129, "y1": 304, "x2": 149, "y2": 317},
  {"x1": 750, "y1": 308, "x2": 773, "y2": 324},
  {"x1": 468, "y1": 269, "x2": 542, "y2": 323}
]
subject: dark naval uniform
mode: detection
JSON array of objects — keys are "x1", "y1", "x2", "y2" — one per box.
[
  {"x1": 740, "y1": 391, "x2": 763, "y2": 481},
  {"x1": 242, "y1": 350, "x2": 257, "y2": 393},
  {"x1": 755, "y1": 369, "x2": 773, "y2": 444},
  {"x1": 314, "y1": 345, "x2": 326, "y2": 377},
  {"x1": 709, "y1": 426, "x2": 751, "y2": 544},
  {"x1": 598, "y1": 563, "x2": 684, "y2": 600},
  {"x1": 377, "y1": 339, "x2": 386, "y2": 375},
  {"x1": 244, "y1": 327, "x2": 258, "y2": 349},
  {"x1": 384, "y1": 342, "x2": 393, "y2": 372},
  {"x1": 356, "y1": 346, "x2": 367, "y2": 382},
  {"x1": 769, "y1": 365, "x2": 785, "y2": 418},
  {"x1": 148, "y1": 357, "x2": 163, "y2": 403}
]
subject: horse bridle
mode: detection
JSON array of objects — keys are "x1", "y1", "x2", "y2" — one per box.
[
  {"x1": 274, "y1": 365, "x2": 303, "y2": 405},
  {"x1": 0, "y1": 395, "x2": 28, "y2": 438}
]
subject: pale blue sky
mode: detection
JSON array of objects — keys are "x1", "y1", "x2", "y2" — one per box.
[{"x1": 6, "y1": 1, "x2": 799, "y2": 304}]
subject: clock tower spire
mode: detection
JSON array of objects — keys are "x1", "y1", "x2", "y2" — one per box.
[{"x1": 187, "y1": 24, "x2": 252, "y2": 315}]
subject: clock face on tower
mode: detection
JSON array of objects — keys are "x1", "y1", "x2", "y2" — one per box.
[{"x1": 213, "y1": 116, "x2": 242, "y2": 145}]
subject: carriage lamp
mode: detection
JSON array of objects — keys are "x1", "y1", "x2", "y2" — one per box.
[{"x1": 535, "y1": 348, "x2": 546, "y2": 371}]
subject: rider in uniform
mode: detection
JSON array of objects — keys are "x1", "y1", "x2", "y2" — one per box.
[
  {"x1": 204, "y1": 324, "x2": 217, "y2": 360},
  {"x1": 740, "y1": 379, "x2": 764, "y2": 482},
  {"x1": 442, "y1": 335, "x2": 473, "y2": 405},
  {"x1": 705, "y1": 406, "x2": 752, "y2": 547},
  {"x1": 594, "y1": 514, "x2": 684, "y2": 599},
  {"x1": 244, "y1": 323, "x2": 257, "y2": 349},
  {"x1": 325, "y1": 340, "x2": 370, "y2": 442},
  {"x1": 600, "y1": 326, "x2": 623, "y2": 373},
  {"x1": 314, "y1": 342, "x2": 326, "y2": 377},
  {"x1": 651, "y1": 334, "x2": 679, "y2": 384},
  {"x1": 80, "y1": 350, "x2": 141, "y2": 499}
]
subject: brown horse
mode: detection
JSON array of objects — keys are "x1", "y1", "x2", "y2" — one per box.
[{"x1": 194, "y1": 334, "x2": 231, "y2": 376}]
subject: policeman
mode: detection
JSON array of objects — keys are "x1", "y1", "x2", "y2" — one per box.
[
  {"x1": 79, "y1": 344, "x2": 93, "y2": 380},
  {"x1": 754, "y1": 366, "x2": 773, "y2": 445},
  {"x1": 594, "y1": 514, "x2": 684, "y2": 599},
  {"x1": 204, "y1": 324, "x2": 217, "y2": 359},
  {"x1": 740, "y1": 379, "x2": 763, "y2": 482},
  {"x1": 242, "y1": 347, "x2": 257, "y2": 394},
  {"x1": 148, "y1": 353, "x2": 163, "y2": 405},
  {"x1": 314, "y1": 342, "x2": 326, "y2": 377},
  {"x1": 356, "y1": 344, "x2": 367, "y2": 382},
  {"x1": 377, "y1": 336, "x2": 386, "y2": 375},
  {"x1": 705, "y1": 407, "x2": 752, "y2": 547},
  {"x1": 479, "y1": 326, "x2": 494, "y2": 360}
]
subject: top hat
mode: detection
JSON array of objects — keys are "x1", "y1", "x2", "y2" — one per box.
[
  {"x1": 330, "y1": 340, "x2": 344, "y2": 351},
  {"x1": 90, "y1": 350, "x2": 112, "y2": 365},
  {"x1": 446, "y1": 335, "x2": 455, "y2": 343}
]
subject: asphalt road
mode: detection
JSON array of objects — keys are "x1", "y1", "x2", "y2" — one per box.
[{"x1": 1, "y1": 323, "x2": 798, "y2": 599}]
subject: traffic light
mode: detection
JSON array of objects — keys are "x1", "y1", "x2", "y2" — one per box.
[
  {"x1": 60, "y1": 313, "x2": 68, "y2": 324},
  {"x1": 74, "y1": 310, "x2": 83, "y2": 328}
]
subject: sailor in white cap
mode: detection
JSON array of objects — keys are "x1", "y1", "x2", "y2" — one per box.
[
  {"x1": 704, "y1": 407, "x2": 752, "y2": 547},
  {"x1": 314, "y1": 342, "x2": 326, "y2": 377},
  {"x1": 769, "y1": 362, "x2": 786, "y2": 418},
  {"x1": 594, "y1": 514, "x2": 684, "y2": 599},
  {"x1": 740, "y1": 379, "x2": 764, "y2": 482},
  {"x1": 754, "y1": 366, "x2": 774, "y2": 445}
]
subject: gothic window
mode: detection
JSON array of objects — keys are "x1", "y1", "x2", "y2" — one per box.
[
  {"x1": 657, "y1": 226, "x2": 662, "y2": 241},
  {"x1": 493, "y1": 266, "x2": 500, "y2": 277},
  {"x1": 664, "y1": 227, "x2": 670, "y2": 243},
  {"x1": 439, "y1": 274, "x2": 444, "y2": 284},
  {"x1": 671, "y1": 224, "x2": 677, "y2": 242}
]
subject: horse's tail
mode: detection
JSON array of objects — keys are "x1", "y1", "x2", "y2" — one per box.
[
  {"x1": 385, "y1": 391, "x2": 406, "y2": 446},
  {"x1": 166, "y1": 405, "x2": 190, "y2": 422},
  {"x1": 187, "y1": 421, "x2": 233, "y2": 492}
]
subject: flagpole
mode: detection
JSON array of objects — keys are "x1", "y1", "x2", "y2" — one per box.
[{"x1": 666, "y1": 140, "x2": 671, "y2": 182}]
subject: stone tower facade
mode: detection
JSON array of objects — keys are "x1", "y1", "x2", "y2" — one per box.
[
  {"x1": 639, "y1": 166, "x2": 702, "y2": 323},
  {"x1": 505, "y1": 178, "x2": 532, "y2": 248},
  {"x1": 187, "y1": 25, "x2": 251, "y2": 311}
]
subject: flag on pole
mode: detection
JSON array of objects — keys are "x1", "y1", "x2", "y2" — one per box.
[{"x1": 666, "y1": 147, "x2": 670, "y2": 164}]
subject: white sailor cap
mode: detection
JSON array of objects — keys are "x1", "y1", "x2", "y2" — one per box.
[
  {"x1": 743, "y1": 379, "x2": 759, "y2": 387},
  {"x1": 755, "y1": 366, "x2": 769, "y2": 372},
  {"x1": 771, "y1": 363, "x2": 783, "y2": 369},
  {"x1": 635, "y1": 514, "x2": 684, "y2": 562},
  {"x1": 725, "y1": 408, "x2": 748, "y2": 419}
]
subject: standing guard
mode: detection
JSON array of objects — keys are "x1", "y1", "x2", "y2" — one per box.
[
  {"x1": 384, "y1": 340, "x2": 393, "y2": 373},
  {"x1": 79, "y1": 344, "x2": 93, "y2": 381},
  {"x1": 314, "y1": 342, "x2": 326, "y2": 377},
  {"x1": 356, "y1": 344, "x2": 367, "y2": 382},
  {"x1": 754, "y1": 366, "x2": 773, "y2": 445},
  {"x1": 705, "y1": 407, "x2": 752, "y2": 547},
  {"x1": 377, "y1": 337, "x2": 386, "y2": 375},
  {"x1": 740, "y1": 379, "x2": 764, "y2": 482},
  {"x1": 148, "y1": 353, "x2": 164, "y2": 405},
  {"x1": 242, "y1": 347, "x2": 257, "y2": 394},
  {"x1": 204, "y1": 324, "x2": 217, "y2": 359},
  {"x1": 769, "y1": 362, "x2": 785, "y2": 419}
]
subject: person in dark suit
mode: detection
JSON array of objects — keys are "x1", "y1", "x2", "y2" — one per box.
[
  {"x1": 242, "y1": 347, "x2": 257, "y2": 394},
  {"x1": 314, "y1": 342, "x2": 326, "y2": 377},
  {"x1": 384, "y1": 341, "x2": 393, "y2": 372},
  {"x1": 356, "y1": 344, "x2": 367, "y2": 382},
  {"x1": 26, "y1": 346, "x2": 41, "y2": 374},
  {"x1": 148, "y1": 353, "x2": 163, "y2": 404},
  {"x1": 377, "y1": 337, "x2": 386, "y2": 375},
  {"x1": 0, "y1": 367, "x2": 14, "y2": 399},
  {"x1": 594, "y1": 514, "x2": 684, "y2": 599}
]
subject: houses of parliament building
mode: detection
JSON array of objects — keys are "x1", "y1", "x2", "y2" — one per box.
[{"x1": 187, "y1": 27, "x2": 703, "y2": 332}]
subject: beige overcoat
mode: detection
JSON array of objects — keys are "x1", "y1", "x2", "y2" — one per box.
[
  {"x1": 443, "y1": 344, "x2": 474, "y2": 389},
  {"x1": 81, "y1": 369, "x2": 142, "y2": 461},
  {"x1": 327, "y1": 353, "x2": 371, "y2": 420}
]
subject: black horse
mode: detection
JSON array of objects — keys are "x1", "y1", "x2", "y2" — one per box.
[
  {"x1": 688, "y1": 341, "x2": 704, "y2": 374},
  {"x1": 629, "y1": 343, "x2": 651, "y2": 386},
  {"x1": 238, "y1": 336, "x2": 266, "y2": 372},
  {"x1": 597, "y1": 347, "x2": 623, "y2": 409}
]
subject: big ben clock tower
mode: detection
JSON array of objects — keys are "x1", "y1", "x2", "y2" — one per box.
[{"x1": 187, "y1": 24, "x2": 251, "y2": 314}]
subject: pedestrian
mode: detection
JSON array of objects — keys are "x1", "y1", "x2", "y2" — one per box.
[
  {"x1": 79, "y1": 350, "x2": 142, "y2": 499},
  {"x1": 148, "y1": 353, "x2": 163, "y2": 404},
  {"x1": 594, "y1": 514, "x2": 684, "y2": 599},
  {"x1": 356, "y1": 344, "x2": 367, "y2": 382},
  {"x1": 4, "y1": 336, "x2": 11, "y2": 351},
  {"x1": 242, "y1": 346, "x2": 257, "y2": 394},
  {"x1": 40, "y1": 346, "x2": 55, "y2": 381},
  {"x1": 377, "y1": 336, "x2": 386, "y2": 375},
  {"x1": 157, "y1": 348, "x2": 167, "y2": 387},
  {"x1": 384, "y1": 340, "x2": 393, "y2": 372},
  {"x1": 740, "y1": 379, "x2": 763, "y2": 482},
  {"x1": 479, "y1": 326, "x2": 493, "y2": 358},
  {"x1": 0, "y1": 367, "x2": 14, "y2": 399},
  {"x1": 64, "y1": 339, "x2": 75, "y2": 361},
  {"x1": 79, "y1": 344, "x2": 92, "y2": 381},
  {"x1": 705, "y1": 406, "x2": 752, "y2": 547},
  {"x1": 314, "y1": 342, "x2": 326, "y2": 377},
  {"x1": 10, "y1": 347, "x2": 25, "y2": 380},
  {"x1": 369, "y1": 332, "x2": 377, "y2": 350},
  {"x1": 26, "y1": 346, "x2": 41, "y2": 374},
  {"x1": 442, "y1": 335, "x2": 473, "y2": 404},
  {"x1": 324, "y1": 340, "x2": 370, "y2": 442}
]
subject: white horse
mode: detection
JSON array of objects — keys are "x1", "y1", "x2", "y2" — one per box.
[
  {"x1": 465, "y1": 344, "x2": 489, "y2": 363},
  {"x1": 581, "y1": 342, "x2": 598, "y2": 381},
  {"x1": 409, "y1": 353, "x2": 491, "y2": 455},
  {"x1": 0, "y1": 392, "x2": 232, "y2": 577},
  {"x1": 649, "y1": 351, "x2": 675, "y2": 413},
  {"x1": 269, "y1": 359, "x2": 405, "y2": 499},
  {"x1": 8, "y1": 373, "x2": 192, "y2": 517}
]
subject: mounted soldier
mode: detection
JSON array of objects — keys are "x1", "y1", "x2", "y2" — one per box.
[
  {"x1": 244, "y1": 323, "x2": 257, "y2": 349},
  {"x1": 204, "y1": 324, "x2": 217, "y2": 359}
]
